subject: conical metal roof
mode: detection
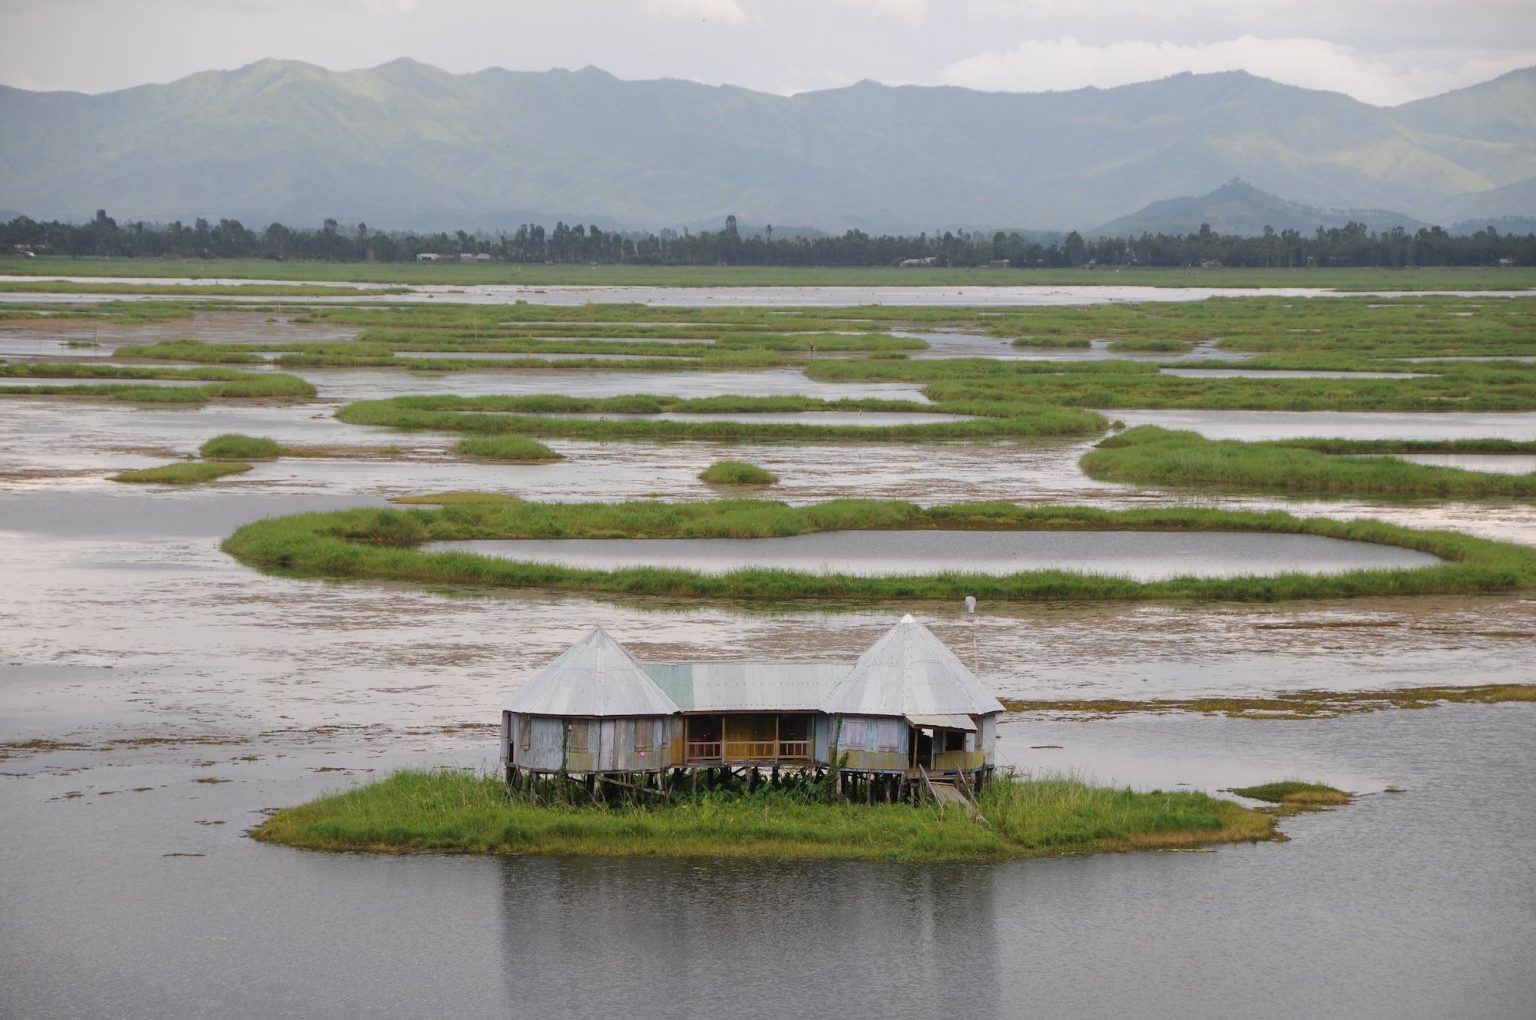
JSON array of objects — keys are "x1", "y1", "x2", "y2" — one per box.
[
  {"x1": 501, "y1": 627, "x2": 680, "y2": 717},
  {"x1": 820, "y1": 615, "x2": 1004, "y2": 718}
]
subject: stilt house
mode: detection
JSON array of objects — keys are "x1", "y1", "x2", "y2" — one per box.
[{"x1": 500, "y1": 615, "x2": 1003, "y2": 792}]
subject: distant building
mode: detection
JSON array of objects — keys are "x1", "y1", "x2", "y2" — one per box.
[
  {"x1": 987, "y1": 259, "x2": 1010, "y2": 269},
  {"x1": 501, "y1": 616, "x2": 1003, "y2": 799},
  {"x1": 898, "y1": 257, "x2": 939, "y2": 268}
]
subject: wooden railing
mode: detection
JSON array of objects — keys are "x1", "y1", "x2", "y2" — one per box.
[{"x1": 685, "y1": 740, "x2": 812, "y2": 762}]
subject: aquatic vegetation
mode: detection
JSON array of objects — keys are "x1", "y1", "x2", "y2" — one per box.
[
  {"x1": 221, "y1": 500, "x2": 1536, "y2": 603},
  {"x1": 336, "y1": 394, "x2": 1106, "y2": 441},
  {"x1": 699, "y1": 460, "x2": 779, "y2": 485},
  {"x1": 1081, "y1": 426, "x2": 1536, "y2": 497},
  {"x1": 199, "y1": 434, "x2": 283, "y2": 460},
  {"x1": 111, "y1": 461, "x2": 253, "y2": 484},
  {"x1": 452, "y1": 436, "x2": 563, "y2": 463},
  {"x1": 1106, "y1": 337, "x2": 1194, "y2": 353},
  {"x1": 0, "y1": 363, "x2": 315, "y2": 403},
  {"x1": 249, "y1": 768, "x2": 1281, "y2": 862},
  {"x1": 1229, "y1": 781, "x2": 1351, "y2": 808}
]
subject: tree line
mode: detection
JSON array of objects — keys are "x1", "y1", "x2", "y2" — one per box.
[{"x1": 3, "y1": 210, "x2": 1532, "y2": 268}]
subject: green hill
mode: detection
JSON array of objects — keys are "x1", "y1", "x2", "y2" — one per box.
[{"x1": 1, "y1": 60, "x2": 1532, "y2": 231}]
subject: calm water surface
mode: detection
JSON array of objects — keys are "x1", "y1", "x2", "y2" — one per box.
[
  {"x1": 3, "y1": 301, "x2": 1536, "y2": 1019},
  {"x1": 432, "y1": 529, "x2": 1441, "y2": 580}
]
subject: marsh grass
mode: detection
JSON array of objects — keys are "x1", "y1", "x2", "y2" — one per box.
[
  {"x1": 1228, "y1": 781, "x2": 1351, "y2": 810},
  {"x1": 1106, "y1": 337, "x2": 1194, "y2": 353},
  {"x1": 221, "y1": 499, "x2": 1536, "y2": 603},
  {"x1": 250, "y1": 768, "x2": 1281, "y2": 862},
  {"x1": 452, "y1": 436, "x2": 562, "y2": 463},
  {"x1": 111, "y1": 461, "x2": 253, "y2": 484},
  {"x1": 200, "y1": 434, "x2": 283, "y2": 460},
  {"x1": 1082, "y1": 426, "x2": 1536, "y2": 497},
  {"x1": 699, "y1": 460, "x2": 779, "y2": 485},
  {"x1": 0, "y1": 364, "x2": 315, "y2": 404},
  {"x1": 336, "y1": 395, "x2": 1105, "y2": 441}
]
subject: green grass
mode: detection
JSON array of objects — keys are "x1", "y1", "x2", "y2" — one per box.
[
  {"x1": 336, "y1": 394, "x2": 1105, "y2": 442},
  {"x1": 452, "y1": 436, "x2": 563, "y2": 463},
  {"x1": 220, "y1": 499, "x2": 1536, "y2": 604},
  {"x1": 700, "y1": 460, "x2": 779, "y2": 485},
  {"x1": 1228, "y1": 781, "x2": 1352, "y2": 808},
  {"x1": 1106, "y1": 337, "x2": 1195, "y2": 353},
  {"x1": 1081, "y1": 426, "x2": 1536, "y2": 497},
  {"x1": 0, "y1": 363, "x2": 315, "y2": 404},
  {"x1": 1012, "y1": 336, "x2": 1093, "y2": 349},
  {"x1": 199, "y1": 434, "x2": 283, "y2": 460},
  {"x1": 249, "y1": 768, "x2": 1280, "y2": 862},
  {"x1": 111, "y1": 461, "x2": 253, "y2": 484}
]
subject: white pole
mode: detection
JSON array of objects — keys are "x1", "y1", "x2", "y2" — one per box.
[{"x1": 965, "y1": 595, "x2": 978, "y2": 673}]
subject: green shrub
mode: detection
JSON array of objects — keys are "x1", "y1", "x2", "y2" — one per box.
[{"x1": 699, "y1": 460, "x2": 779, "y2": 485}]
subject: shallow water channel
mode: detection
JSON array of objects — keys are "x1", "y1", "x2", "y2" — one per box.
[{"x1": 431, "y1": 529, "x2": 1441, "y2": 580}]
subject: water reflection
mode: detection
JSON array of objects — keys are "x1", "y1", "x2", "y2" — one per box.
[{"x1": 496, "y1": 857, "x2": 1002, "y2": 1018}]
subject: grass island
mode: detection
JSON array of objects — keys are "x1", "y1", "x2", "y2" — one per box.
[
  {"x1": 221, "y1": 498, "x2": 1536, "y2": 604},
  {"x1": 250, "y1": 768, "x2": 1342, "y2": 863}
]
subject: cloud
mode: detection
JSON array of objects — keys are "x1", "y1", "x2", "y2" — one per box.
[
  {"x1": 639, "y1": 0, "x2": 746, "y2": 22},
  {"x1": 939, "y1": 34, "x2": 1536, "y2": 105},
  {"x1": 832, "y1": 0, "x2": 926, "y2": 22}
]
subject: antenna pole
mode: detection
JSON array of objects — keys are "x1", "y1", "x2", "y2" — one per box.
[{"x1": 964, "y1": 595, "x2": 978, "y2": 673}]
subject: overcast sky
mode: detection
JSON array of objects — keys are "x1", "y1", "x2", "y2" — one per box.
[{"x1": 3, "y1": 0, "x2": 1534, "y2": 105}]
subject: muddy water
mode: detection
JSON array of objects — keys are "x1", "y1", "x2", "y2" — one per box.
[
  {"x1": 287, "y1": 365, "x2": 931, "y2": 403},
  {"x1": 4, "y1": 306, "x2": 1536, "y2": 1019},
  {"x1": 904, "y1": 331, "x2": 1252, "y2": 362},
  {"x1": 1113, "y1": 408, "x2": 1536, "y2": 441},
  {"x1": 433, "y1": 530, "x2": 1441, "y2": 580},
  {"x1": 6, "y1": 281, "x2": 1531, "y2": 307},
  {"x1": 1393, "y1": 453, "x2": 1536, "y2": 475}
]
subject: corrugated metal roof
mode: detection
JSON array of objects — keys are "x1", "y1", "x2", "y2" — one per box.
[
  {"x1": 503, "y1": 618, "x2": 1004, "y2": 720},
  {"x1": 905, "y1": 714, "x2": 978, "y2": 732},
  {"x1": 645, "y1": 661, "x2": 851, "y2": 712},
  {"x1": 501, "y1": 628, "x2": 680, "y2": 717},
  {"x1": 821, "y1": 614, "x2": 1006, "y2": 718}
]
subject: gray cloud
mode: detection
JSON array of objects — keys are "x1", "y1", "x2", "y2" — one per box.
[{"x1": 1, "y1": 0, "x2": 1530, "y2": 102}]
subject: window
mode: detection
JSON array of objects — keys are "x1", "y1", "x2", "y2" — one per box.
[
  {"x1": 876, "y1": 719, "x2": 901, "y2": 752},
  {"x1": 839, "y1": 718, "x2": 865, "y2": 750},
  {"x1": 634, "y1": 719, "x2": 652, "y2": 753},
  {"x1": 568, "y1": 720, "x2": 588, "y2": 753},
  {"x1": 519, "y1": 717, "x2": 530, "y2": 752}
]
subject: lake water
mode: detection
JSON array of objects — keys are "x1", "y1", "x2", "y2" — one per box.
[
  {"x1": 5, "y1": 279, "x2": 1531, "y2": 307},
  {"x1": 4, "y1": 293, "x2": 1536, "y2": 1019},
  {"x1": 1112, "y1": 408, "x2": 1536, "y2": 441},
  {"x1": 429, "y1": 529, "x2": 1441, "y2": 580},
  {"x1": 904, "y1": 331, "x2": 1253, "y2": 362},
  {"x1": 1392, "y1": 453, "x2": 1536, "y2": 475}
]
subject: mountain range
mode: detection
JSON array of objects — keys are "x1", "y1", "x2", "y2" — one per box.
[{"x1": 1, "y1": 59, "x2": 1533, "y2": 233}]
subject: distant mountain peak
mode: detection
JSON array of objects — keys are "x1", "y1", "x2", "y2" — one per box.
[{"x1": 0, "y1": 60, "x2": 1530, "y2": 231}]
